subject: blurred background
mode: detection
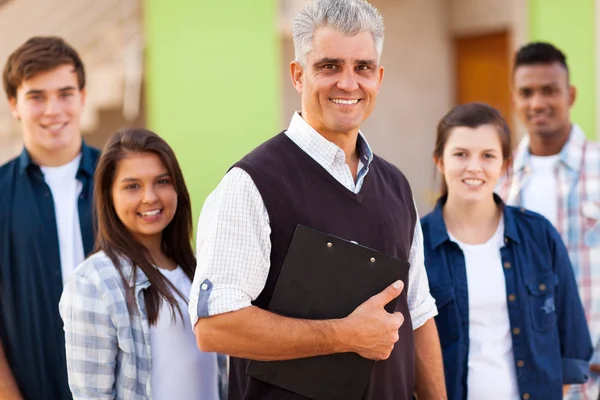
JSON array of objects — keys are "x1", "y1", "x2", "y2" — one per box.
[{"x1": 0, "y1": 0, "x2": 596, "y2": 220}]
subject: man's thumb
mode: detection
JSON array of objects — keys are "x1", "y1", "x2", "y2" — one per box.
[{"x1": 372, "y1": 280, "x2": 404, "y2": 306}]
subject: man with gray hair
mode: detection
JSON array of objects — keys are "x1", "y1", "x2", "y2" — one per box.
[{"x1": 190, "y1": 0, "x2": 446, "y2": 399}]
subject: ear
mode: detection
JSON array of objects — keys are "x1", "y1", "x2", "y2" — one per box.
[
  {"x1": 501, "y1": 159, "x2": 510, "y2": 176},
  {"x1": 80, "y1": 87, "x2": 87, "y2": 106},
  {"x1": 568, "y1": 85, "x2": 576, "y2": 108},
  {"x1": 376, "y1": 66, "x2": 384, "y2": 94},
  {"x1": 434, "y1": 155, "x2": 444, "y2": 175},
  {"x1": 290, "y1": 61, "x2": 304, "y2": 94},
  {"x1": 510, "y1": 88, "x2": 517, "y2": 109},
  {"x1": 8, "y1": 97, "x2": 20, "y2": 120}
]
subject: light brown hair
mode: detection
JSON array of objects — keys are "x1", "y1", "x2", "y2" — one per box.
[
  {"x1": 3, "y1": 36, "x2": 85, "y2": 100},
  {"x1": 434, "y1": 102, "x2": 513, "y2": 197}
]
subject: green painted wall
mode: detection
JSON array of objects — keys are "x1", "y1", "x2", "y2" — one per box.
[
  {"x1": 528, "y1": 0, "x2": 596, "y2": 139},
  {"x1": 145, "y1": 0, "x2": 281, "y2": 229}
]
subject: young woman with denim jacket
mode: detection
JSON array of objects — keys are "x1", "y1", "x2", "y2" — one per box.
[{"x1": 421, "y1": 103, "x2": 592, "y2": 400}]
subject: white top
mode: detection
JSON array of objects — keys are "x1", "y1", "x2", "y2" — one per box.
[
  {"x1": 151, "y1": 267, "x2": 219, "y2": 400},
  {"x1": 189, "y1": 112, "x2": 438, "y2": 330},
  {"x1": 40, "y1": 154, "x2": 85, "y2": 283},
  {"x1": 449, "y1": 218, "x2": 520, "y2": 400},
  {"x1": 522, "y1": 154, "x2": 561, "y2": 226}
]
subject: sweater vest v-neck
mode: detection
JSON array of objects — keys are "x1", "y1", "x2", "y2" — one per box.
[{"x1": 229, "y1": 132, "x2": 417, "y2": 400}]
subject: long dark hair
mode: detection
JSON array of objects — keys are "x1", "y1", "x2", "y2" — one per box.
[
  {"x1": 93, "y1": 128, "x2": 195, "y2": 325},
  {"x1": 433, "y1": 102, "x2": 513, "y2": 198}
]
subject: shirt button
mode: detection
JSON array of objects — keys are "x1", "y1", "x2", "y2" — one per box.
[
  {"x1": 522, "y1": 393, "x2": 530, "y2": 400},
  {"x1": 520, "y1": 207, "x2": 526, "y2": 213},
  {"x1": 504, "y1": 237, "x2": 509, "y2": 244},
  {"x1": 513, "y1": 327, "x2": 521, "y2": 335},
  {"x1": 201, "y1": 283, "x2": 208, "y2": 290},
  {"x1": 517, "y1": 360, "x2": 525, "y2": 368},
  {"x1": 538, "y1": 283, "x2": 547, "y2": 291},
  {"x1": 508, "y1": 294, "x2": 516, "y2": 302},
  {"x1": 503, "y1": 262, "x2": 512, "y2": 269}
]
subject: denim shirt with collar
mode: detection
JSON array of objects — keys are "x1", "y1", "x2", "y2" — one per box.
[
  {"x1": 0, "y1": 141, "x2": 99, "y2": 400},
  {"x1": 421, "y1": 194, "x2": 593, "y2": 400}
]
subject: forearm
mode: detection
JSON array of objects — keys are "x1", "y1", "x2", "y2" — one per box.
[
  {"x1": 414, "y1": 319, "x2": 447, "y2": 400},
  {"x1": 195, "y1": 305, "x2": 350, "y2": 360},
  {"x1": 0, "y1": 343, "x2": 22, "y2": 399}
]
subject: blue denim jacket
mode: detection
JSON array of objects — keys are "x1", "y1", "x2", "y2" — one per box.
[{"x1": 421, "y1": 195, "x2": 593, "y2": 400}]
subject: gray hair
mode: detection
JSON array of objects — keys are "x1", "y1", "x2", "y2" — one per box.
[{"x1": 292, "y1": 0, "x2": 385, "y2": 66}]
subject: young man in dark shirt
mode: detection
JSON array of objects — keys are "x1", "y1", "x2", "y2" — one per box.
[{"x1": 0, "y1": 36, "x2": 100, "y2": 400}]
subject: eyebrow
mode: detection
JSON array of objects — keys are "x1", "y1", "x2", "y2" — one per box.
[
  {"x1": 313, "y1": 57, "x2": 344, "y2": 67},
  {"x1": 120, "y1": 172, "x2": 170, "y2": 183},
  {"x1": 451, "y1": 147, "x2": 499, "y2": 152},
  {"x1": 356, "y1": 59, "x2": 377, "y2": 67},
  {"x1": 519, "y1": 82, "x2": 560, "y2": 89},
  {"x1": 24, "y1": 86, "x2": 77, "y2": 96},
  {"x1": 312, "y1": 58, "x2": 377, "y2": 67}
]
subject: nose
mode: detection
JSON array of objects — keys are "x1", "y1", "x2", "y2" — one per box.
[
  {"x1": 466, "y1": 158, "x2": 482, "y2": 173},
  {"x1": 44, "y1": 96, "x2": 62, "y2": 116},
  {"x1": 529, "y1": 92, "x2": 546, "y2": 112},
  {"x1": 142, "y1": 186, "x2": 159, "y2": 204},
  {"x1": 336, "y1": 68, "x2": 359, "y2": 92}
]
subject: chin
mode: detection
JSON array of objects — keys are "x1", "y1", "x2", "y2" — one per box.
[
  {"x1": 529, "y1": 125, "x2": 561, "y2": 138},
  {"x1": 457, "y1": 189, "x2": 490, "y2": 204}
]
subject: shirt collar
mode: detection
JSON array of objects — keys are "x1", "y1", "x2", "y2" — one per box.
[
  {"x1": 428, "y1": 193, "x2": 520, "y2": 249},
  {"x1": 285, "y1": 111, "x2": 374, "y2": 169},
  {"x1": 513, "y1": 124, "x2": 587, "y2": 173},
  {"x1": 19, "y1": 140, "x2": 96, "y2": 176},
  {"x1": 116, "y1": 255, "x2": 151, "y2": 288}
]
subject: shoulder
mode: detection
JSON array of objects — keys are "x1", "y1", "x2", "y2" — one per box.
[
  {"x1": 83, "y1": 144, "x2": 102, "y2": 173},
  {"x1": 506, "y1": 205, "x2": 550, "y2": 225},
  {"x1": 67, "y1": 251, "x2": 128, "y2": 299},
  {"x1": 237, "y1": 132, "x2": 289, "y2": 163},
  {"x1": 372, "y1": 154, "x2": 412, "y2": 187},
  {"x1": 420, "y1": 211, "x2": 435, "y2": 230},
  {"x1": 583, "y1": 137, "x2": 600, "y2": 165},
  {"x1": 0, "y1": 156, "x2": 21, "y2": 212},
  {"x1": 504, "y1": 205, "x2": 555, "y2": 240},
  {"x1": 0, "y1": 155, "x2": 19, "y2": 184},
  {"x1": 372, "y1": 154, "x2": 404, "y2": 175},
  {"x1": 88, "y1": 146, "x2": 101, "y2": 162},
  {"x1": 584, "y1": 136, "x2": 600, "y2": 151}
]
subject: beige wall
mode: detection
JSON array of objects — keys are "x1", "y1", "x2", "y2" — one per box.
[{"x1": 364, "y1": 0, "x2": 453, "y2": 214}]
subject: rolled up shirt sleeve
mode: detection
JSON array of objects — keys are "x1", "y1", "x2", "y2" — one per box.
[
  {"x1": 407, "y1": 206, "x2": 438, "y2": 330},
  {"x1": 189, "y1": 168, "x2": 271, "y2": 329}
]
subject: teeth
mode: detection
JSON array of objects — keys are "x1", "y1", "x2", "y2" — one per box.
[
  {"x1": 331, "y1": 98, "x2": 359, "y2": 105},
  {"x1": 464, "y1": 179, "x2": 484, "y2": 187},
  {"x1": 139, "y1": 209, "x2": 161, "y2": 217},
  {"x1": 45, "y1": 123, "x2": 65, "y2": 130}
]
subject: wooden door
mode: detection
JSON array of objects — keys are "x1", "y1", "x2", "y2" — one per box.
[{"x1": 455, "y1": 31, "x2": 512, "y2": 132}]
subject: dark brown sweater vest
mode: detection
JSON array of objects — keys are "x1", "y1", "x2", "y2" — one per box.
[{"x1": 228, "y1": 132, "x2": 417, "y2": 400}]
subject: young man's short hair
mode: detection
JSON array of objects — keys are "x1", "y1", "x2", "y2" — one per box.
[
  {"x1": 2, "y1": 36, "x2": 85, "y2": 100},
  {"x1": 514, "y1": 42, "x2": 569, "y2": 77}
]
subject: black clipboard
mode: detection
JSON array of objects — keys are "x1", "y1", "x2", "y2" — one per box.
[{"x1": 246, "y1": 225, "x2": 410, "y2": 400}]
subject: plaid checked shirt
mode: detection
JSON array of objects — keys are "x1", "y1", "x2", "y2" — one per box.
[
  {"x1": 59, "y1": 251, "x2": 153, "y2": 399},
  {"x1": 59, "y1": 251, "x2": 224, "y2": 399},
  {"x1": 499, "y1": 125, "x2": 600, "y2": 400}
]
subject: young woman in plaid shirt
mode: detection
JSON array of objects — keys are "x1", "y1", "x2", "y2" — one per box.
[{"x1": 59, "y1": 128, "x2": 219, "y2": 399}]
